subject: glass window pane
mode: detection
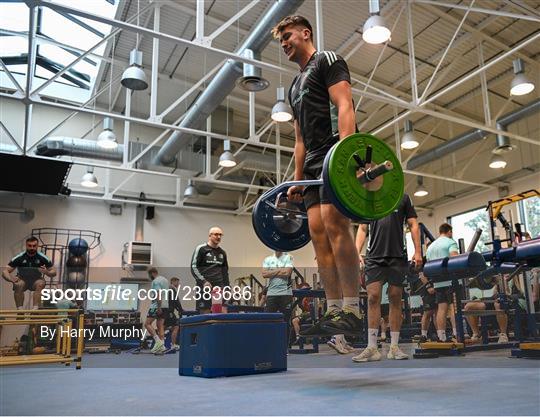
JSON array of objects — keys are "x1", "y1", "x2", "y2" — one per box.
[
  {"x1": 523, "y1": 197, "x2": 540, "y2": 238},
  {"x1": 41, "y1": 8, "x2": 102, "y2": 51},
  {"x1": 0, "y1": 36, "x2": 28, "y2": 57},
  {"x1": 0, "y1": 3, "x2": 29, "y2": 32},
  {"x1": 448, "y1": 208, "x2": 491, "y2": 253}
]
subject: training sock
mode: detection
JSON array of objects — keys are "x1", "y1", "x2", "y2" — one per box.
[
  {"x1": 390, "y1": 331, "x2": 400, "y2": 346},
  {"x1": 326, "y1": 299, "x2": 342, "y2": 314},
  {"x1": 32, "y1": 305, "x2": 39, "y2": 310},
  {"x1": 368, "y1": 328, "x2": 378, "y2": 348},
  {"x1": 153, "y1": 335, "x2": 161, "y2": 343},
  {"x1": 17, "y1": 306, "x2": 23, "y2": 310},
  {"x1": 437, "y1": 330, "x2": 446, "y2": 341},
  {"x1": 452, "y1": 327, "x2": 457, "y2": 336},
  {"x1": 343, "y1": 297, "x2": 361, "y2": 317},
  {"x1": 421, "y1": 329, "x2": 428, "y2": 337}
]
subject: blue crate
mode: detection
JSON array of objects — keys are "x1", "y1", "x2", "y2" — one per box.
[{"x1": 179, "y1": 313, "x2": 287, "y2": 378}]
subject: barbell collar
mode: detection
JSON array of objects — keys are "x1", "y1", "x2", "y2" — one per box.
[{"x1": 359, "y1": 160, "x2": 394, "y2": 184}]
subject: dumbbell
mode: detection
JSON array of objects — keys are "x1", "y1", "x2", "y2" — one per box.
[{"x1": 252, "y1": 133, "x2": 405, "y2": 251}]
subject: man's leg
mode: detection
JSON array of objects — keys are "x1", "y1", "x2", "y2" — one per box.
[
  {"x1": 171, "y1": 325, "x2": 179, "y2": 347},
  {"x1": 299, "y1": 205, "x2": 342, "y2": 337},
  {"x1": 352, "y1": 280, "x2": 382, "y2": 362},
  {"x1": 320, "y1": 204, "x2": 360, "y2": 311},
  {"x1": 32, "y1": 279, "x2": 46, "y2": 309},
  {"x1": 145, "y1": 317, "x2": 157, "y2": 338},
  {"x1": 494, "y1": 301, "x2": 508, "y2": 342},
  {"x1": 435, "y1": 288, "x2": 451, "y2": 341},
  {"x1": 13, "y1": 280, "x2": 26, "y2": 308},
  {"x1": 308, "y1": 205, "x2": 341, "y2": 302},
  {"x1": 448, "y1": 303, "x2": 457, "y2": 339},
  {"x1": 463, "y1": 301, "x2": 485, "y2": 340},
  {"x1": 387, "y1": 284, "x2": 408, "y2": 359}
]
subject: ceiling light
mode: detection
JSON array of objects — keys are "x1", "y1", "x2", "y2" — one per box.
[
  {"x1": 81, "y1": 167, "x2": 98, "y2": 188},
  {"x1": 237, "y1": 49, "x2": 269, "y2": 92},
  {"x1": 401, "y1": 120, "x2": 419, "y2": 150},
  {"x1": 121, "y1": 49, "x2": 148, "y2": 91},
  {"x1": 184, "y1": 180, "x2": 198, "y2": 198},
  {"x1": 489, "y1": 153, "x2": 507, "y2": 169},
  {"x1": 271, "y1": 87, "x2": 293, "y2": 122},
  {"x1": 413, "y1": 176, "x2": 428, "y2": 197},
  {"x1": 219, "y1": 140, "x2": 237, "y2": 168},
  {"x1": 510, "y1": 58, "x2": 534, "y2": 96},
  {"x1": 97, "y1": 117, "x2": 117, "y2": 149},
  {"x1": 362, "y1": 1, "x2": 391, "y2": 45}
]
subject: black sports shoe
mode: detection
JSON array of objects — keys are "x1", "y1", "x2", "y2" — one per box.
[
  {"x1": 321, "y1": 311, "x2": 364, "y2": 337},
  {"x1": 299, "y1": 310, "x2": 341, "y2": 337}
]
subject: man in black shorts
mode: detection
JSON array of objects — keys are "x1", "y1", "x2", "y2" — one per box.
[
  {"x1": 165, "y1": 277, "x2": 183, "y2": 350},
  {"x1": 2, "y1": 236, "x2": 56, "y2": 309},
  {"x1": 418, "y1": 289, "x2": 436, "y2": 342},
  {"x1": 191, "y1": 226, "x2": 229, "y2": 313},
  {"x1": 354, "y1": 194, "x2": 422, "y2": 362},
  {"x1": 271, "y1": 15, "x2": 362, "y2": 337}
]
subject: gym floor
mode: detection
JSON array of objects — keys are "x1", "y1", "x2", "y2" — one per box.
[{"x1": 1, "y1": 344, "x2": 539, "y2": 416}]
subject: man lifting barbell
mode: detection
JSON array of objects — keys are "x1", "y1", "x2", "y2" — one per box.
[
  {"x1": 269, "y1": 16, "x2": 364, "y2": 336},
  {"x1": 252, "y1": 16, "x2": 406, "y2": 338}
]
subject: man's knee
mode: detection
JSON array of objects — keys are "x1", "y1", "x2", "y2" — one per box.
[
  {"x1": 13, "y1": 280, "x2": 25, "y2": 292},
  {"x1": 33, "y1": 280, "x2": 46, "y2": 291},
  {"x1": 367, "y1": 292, "x2": 381, "y2": 307}
]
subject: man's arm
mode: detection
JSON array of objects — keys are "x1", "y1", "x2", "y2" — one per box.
[
  {"x1": 222, "y1": 252, "x2": 230, "y2": 287},
  {"x1": 293, "y1": 120, "x2": 305, "y2": 181},
  {"x1": 191, "y1": 246, "x2": 208, "y2": 286},
  {"x1": 287, "y1": 121, "x2": 306, "y2": 201},
  {"x1": 40, "y1": 265, "x2": 56, "y2": 278},
  {"x1": 355, "y1": 224, "x2": 368, "y2": 266},
  {"x1": 407, "y1": 217, "x2": 423, "y2": 268},
  {"x1": 2, "y1": 265, "x2": 17, "y2": 283},
  {"x1": 329, "y1": 80, "x2": 356, "y2": 139}
]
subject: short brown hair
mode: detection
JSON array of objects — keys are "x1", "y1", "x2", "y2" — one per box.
[
  {"x1": 271, "y1": 15, "x2": 313, "y2": 41},
  {"x1": 439, "y1": 223, "x2": 453, "y2": 234},
  {"x1": 147, "y1": 266, "x2": 158, "y2": 275}
]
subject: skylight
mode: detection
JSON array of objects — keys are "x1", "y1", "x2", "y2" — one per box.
[{"x1": 0, "y1": 0, "x2": 119, "y2": 103}]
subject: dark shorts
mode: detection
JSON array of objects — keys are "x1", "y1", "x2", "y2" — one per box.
[
  {"x1": 265, "y1": 295, "x2": 293, "y2": 318},
  {"x1": 148, "y1": 307, "x2": 168, "y2": 319},
  {"x1": 165, "y1": 310, "x2": 180, "y2": 327},
  {"x1": 422, "y1": 293, "x2": 437, "y2": 311},
  {"x1": 381, "y1": 303, "x2": 389, "y2": 317},
  {"x1": 365, "y1": 257, "x2": 408, "y2": 286},
  {"x1": 14, "y1": 276, "x2": 45, "y2": 292},
  {"x1": 435, "y1": 287, "x2": 453, "y2": 305},
  {"x1": 302, "y1": 163, "x2": 330, "y2": 210}
]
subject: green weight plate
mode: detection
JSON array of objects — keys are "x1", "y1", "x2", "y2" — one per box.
[{"x1": 324, "y1": 133, "x2": 404, "y2": 220}]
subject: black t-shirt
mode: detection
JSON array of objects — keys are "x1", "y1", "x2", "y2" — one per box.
[
  {"x1": 366, "y1": 194, "x2": 417, "y2": 259},
  {"x1": 8, "y1": 251, "x2": 53, "y2": 281},
  {"x1": 288, "y1": 51, "x2": 351, "y2": 173},
  {"x1": 190, "y1": 244, "x2": 230, "y2": 287}
]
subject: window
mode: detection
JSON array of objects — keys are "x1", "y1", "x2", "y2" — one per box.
[
  {"x1": 0, "y1": 1, "x2": 119, "y2": 103},
  {"x1": 448, "y1": 207, "x2": 491, "y2": 253},
  {"x1": 519, "y1": 196, "x2": 540, "y2": 239}
]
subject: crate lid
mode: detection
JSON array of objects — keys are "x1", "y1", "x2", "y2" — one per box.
[{"x1": 180, "y1": 313, "x2": 283, "y2": 325}]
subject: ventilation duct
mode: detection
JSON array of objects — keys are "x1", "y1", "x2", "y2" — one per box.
[
  {"x1": 407, "y1": 98, "x2": 540, "y2": 170},
  {"x1": 154, "y1": 0, "x2": 304, "y2": 166},
  {"x1": 36, "y1": 137, "x2": 124, "y2": 162}
]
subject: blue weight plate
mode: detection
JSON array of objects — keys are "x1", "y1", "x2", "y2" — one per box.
[{"x1": 252, "y1": 194, "x2": 311, "y2": 252}]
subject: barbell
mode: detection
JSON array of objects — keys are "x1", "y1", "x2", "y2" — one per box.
[{"x1": 252, "y1": 133, "x2": 405, "y2": 251}]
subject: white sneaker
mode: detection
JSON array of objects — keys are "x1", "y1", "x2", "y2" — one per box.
[
  {"x1": 470, "y1": 334, "x2": 481, "y2": 343},
  {"x1": 327, "y1": 335, "x2": 351, "y2": 354},
  {"x1": 387, "y1": 344, "x2": 408, "y2": 360},
  {"x1": 150, "y1": 339, "x2": 164, "y2": 353},
  {"x1": 172, "y1": 344, "x2": 180, "y2": 351},
  {"x1": 352, "y1": 346, "x2": 381, "y2": 363},
  {"x1": 498, "y1": 333, "x2": 509, "y2": 343}
]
